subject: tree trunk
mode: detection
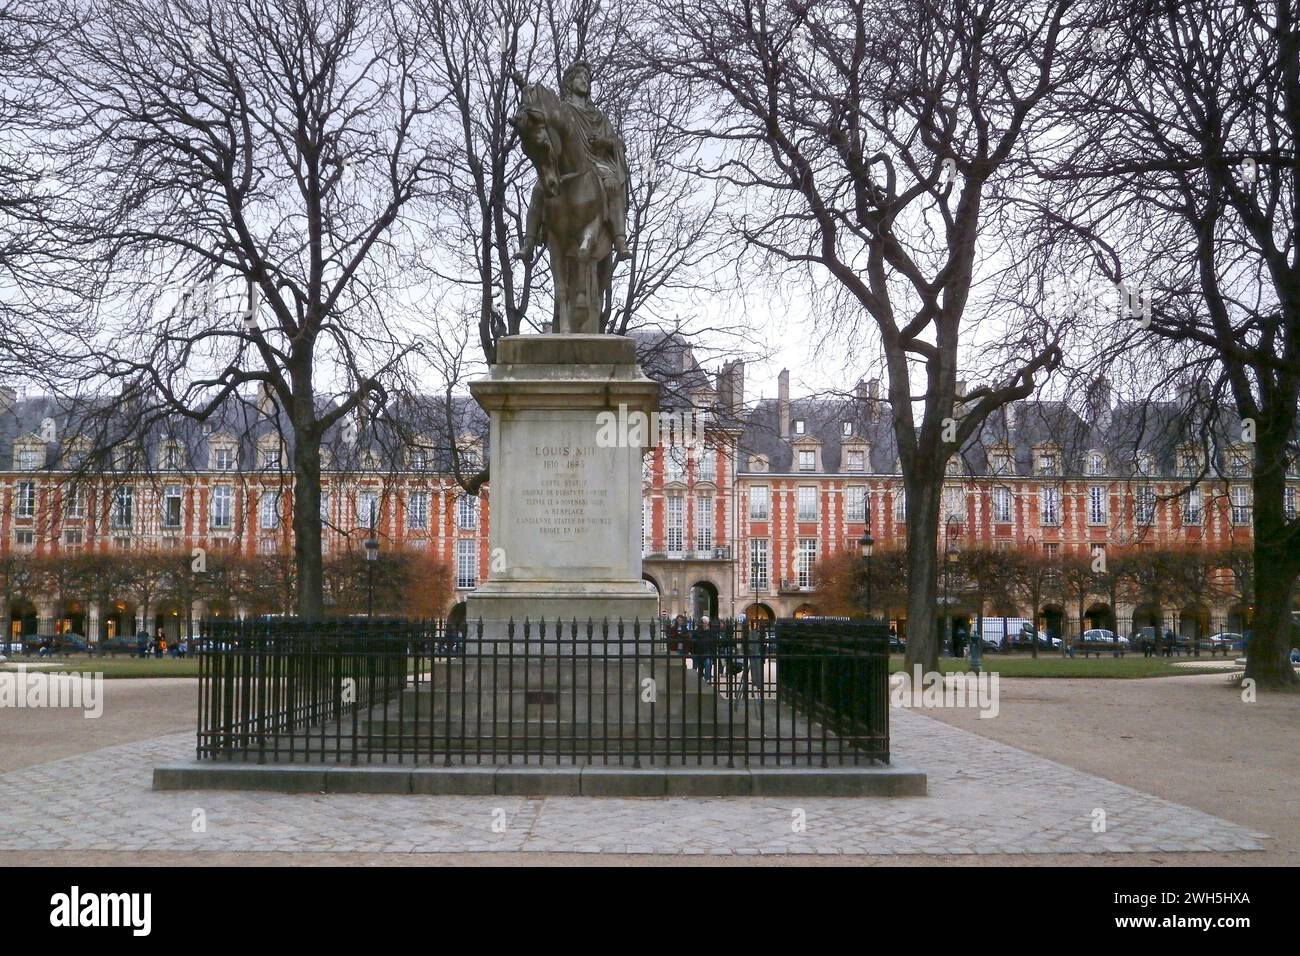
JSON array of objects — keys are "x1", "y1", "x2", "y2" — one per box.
[
  {"x1": 1244, "y1": 425, "x2": 1299, "y2": 687},
  {"x1": 903, "y1": 476, "x2": 941, "y2": 673},
  {"x1": 291, "y1": 411, "x2": 325, "y2": 622}
]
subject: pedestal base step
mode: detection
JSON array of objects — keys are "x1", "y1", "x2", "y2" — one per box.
[{"x1": 154, "y1": 761, "x2": 927, "y2": 797}]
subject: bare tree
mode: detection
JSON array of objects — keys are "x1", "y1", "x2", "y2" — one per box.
[
  {"x1": 645, "y1": 0, "x2": 1072, "y2": 670},
  {"x1": 40, "y1": 0, "x2": 444, "y2": 618},
  {"x1": 1031, "y1": 0, "x2": 1299, "y2": 686}
]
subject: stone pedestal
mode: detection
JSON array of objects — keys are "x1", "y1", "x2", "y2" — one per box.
[{"x1": 466, "y1": 335, "x2": 660, "y2": 640}]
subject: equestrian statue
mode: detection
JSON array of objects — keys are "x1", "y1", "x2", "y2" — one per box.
[{"x1": 511, "y1": 60, "x2": 630, "y2": 335}]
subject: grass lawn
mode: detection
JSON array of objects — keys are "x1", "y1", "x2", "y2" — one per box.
[
  {"x1": 0, "y1": 656, "x2": 201, "y2": 678},
  {"x1": 887, "y1": 654, "x2": 1234, "y2": 678}
]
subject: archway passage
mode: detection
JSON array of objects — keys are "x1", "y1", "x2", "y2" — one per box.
[
  {"x1": 8, "y1": 599, "x2": 37, "y2": 639},
  {"x1": 690, "y1": 580, "x2": 719, "y2": 621},
  {"x1": 1132, "y1": 603, "x2": 1163, "y2": 634},
  {"x1": 447, "y1": 601, "x2": 468, "y2": 634},
  {"x1": 57, "y1": 601, "x2": 86, "y2": 636},
  {"x1": 1227, "y1": 603, "x2": 1253, "y2": 635},
  {"x1": 1084, "y1": 603, "x2": 1115, "y2": 633},
  {"x1": 155, "y1": 600, "x2": 187, "y2": 642},
  {"x1": 743, "y1": 603, "x2": 774, "y2": 628},
  {"x1": 103, "y1": 602, "x2": 137, "y2": 641},
  {"x1": 1179, "y1": 605, "x2": 1210, "y2": 641},
  {"x1": 792, "y1": 603, "x2": 820, "y2": 619},
  {"x1": 1041, "y1": 605, "x2": 1065, "y2": 643}
]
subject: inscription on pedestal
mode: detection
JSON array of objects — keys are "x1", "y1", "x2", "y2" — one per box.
[{"x1": 517, "y1": 445, "x2": 612, "y2": 540}]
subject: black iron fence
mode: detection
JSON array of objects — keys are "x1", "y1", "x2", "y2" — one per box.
[{"x1": 195, "y1": 617, "x2": 890, "y2": 767}]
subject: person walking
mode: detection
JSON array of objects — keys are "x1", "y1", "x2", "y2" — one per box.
[
  {"x1": 695, "y1": 615, "x2": 715, "y2": 682},
  {"x1": 155, "y1": 627, "x2": 166, "y2": 659},
  {"x1": 136, "y1": 630, "x2": 148, "y2": 659}
]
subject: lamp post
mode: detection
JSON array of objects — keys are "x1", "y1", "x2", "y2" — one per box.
[
  {"x1": 859, "y1": 510, "x2": 875, "y2": 621},
  {"x1": 1026, "y1": 535, "x2": 1039, "y2": 659},
  {"x1": 944, "y1": 516, "x2": 960, "y2": 658},
  {"x1": 364, "y1": 534, "x2": 380, "y2": 617}
]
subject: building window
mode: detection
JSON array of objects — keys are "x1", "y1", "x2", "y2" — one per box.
[
  {"x1": 1183, "y1": 487, "x2": 1202, "y2": 525},
  {"x1": 841, "y1": 421, "x2": 853, "y2": 437},
  {"x1": 1088, "y1": 485, "x2": 1107, "y2": 525},
  {"x1": 846, "y1": 449, "x2": 865, "y2": 472},
  {"x1": 259, "y1": 447, "x2": 280, "y2": 469},
  {"x1": 1229, "y1": 452, "x2": 1250, "y2": 478},
  {"x1": 408, "y1": 491, "x2": 429, "y2": 530},
  {"x1": 111, "y1": 485, "x2": 134, "y2": 529},
  {"x1": 320, "y1": 491, "x2": 331, "y2": 525},
  {"x1": 793, "y1": 419, "x2": 805, "y2": 435},
  {"x1": 1040, "y1": 487, "x2": 1060, "y2": 526},
  {"x1": 796, "y1": 486, "x2": 818, "y2": 521},
  {"x1": 1285, "y1": 486, "x2": 1297, "y2": 522},
  {"x1": 17, "y1": 446, "x2": 41, "y2": 470},
  {"x1": 63, "y1": 485, "x2": 84, "y2": 520},
  {"x1": 63, "y1": 529, "x2": 83, "y2": 550},
  {"x1": 642, "y1": 498, "x2": 651, "y2": 552},
  {"x1": 1179, "y1": 453, "x2": 1199, "y2": 478},
  {"x1": 113, "y1": 535, "x2": 132, "y2": 550},
  {"x1": 796, "y1": 538, "x2": 817, "y2": 589},
  {"x1": 665, "y1": 446, "x2": 687, "y2": 482},
  {"x1": 260, "y1": 491, "x2": 280, "y2": 529},
  {"x1": 456, "y1": 539, "x2": 478, "y2": 588},
  {"x1": 1135, "y1": 452, "x2": 1154, "y2": 476},
  {"x1": 798, "y1": 449, "x2": 815, "y2": 472},
  {"x1": 1042, "y1": 542, "x2": 1059, "y2": 561},
  {"x1": 15, "y1": 529, "x2": 34, "y2": 549},
  {"x1": 1087, "y1": 452, "x2": 1105, "y2": 476},
  {"x1": 696, "y1": 444, "x2": 715, "y2": 481},
  {"x1": 749, "y1": 539, "x2": 769, "y2": 592},
  {"x1": 846, "y1": 486, "x2": 867, "y2": 522},
  {"x1": 942, "y1": 485, "x2": 965, "y2": 522},
  {"x1": 409, "y1": 448, "x2": 430, "y2": 471},
  {"x1": 993, "y1": 486, "x2": 1013, "y2": 524},
  {"x1": 666, "y1": 495, "x2": 684, "y2": 554},
  {"x1": 748, "y1": 485, "x2": 769, "y2": 520},
  {"x1": 15, "y1": 481, "x2": 35, "y2": 519},
  {"x1": 164, "y1": 444, "x2": 183, "y2": 470},
  {"x1": 456, "y1": 495, "x2": 478, "y2": 530},
  {"x1": 357, "y1": 490, "x2": 378, "y2": 529},
  {"x1": 162, "y1": 485, "x2": 183, "y2": 528},
  {"x1": 990, "y1": 451, "x2": 1012, "y2": 475},
  {"x1": 258, "y1": 536, "x2": 277, "y2": 555},
  {"x1": 1135, "y1": 487, "x2": 1155, "y2": 525},
  {"x1": 695, "y1": 494, "x2": 713, "y2": 551},
  {"x1": 893, "y1": 489, "x2": 906, "y2": 523},
  {"x1": 1230, "y1": 485, "x2": 1251, "y2": 525},
  {"x1": 213, "y1": 446, "x2": 237, "y2": 471},
  {"x1": 1037, "y1": 452, "x2": 1058, "y2": 477},
  {"x1": 211, "y1": 485, "x2": 233, "y2": 529}
]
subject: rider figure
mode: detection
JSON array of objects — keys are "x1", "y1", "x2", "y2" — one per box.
[{"x1": 518, "y1": 60, "x2": 631, "y2": 264}]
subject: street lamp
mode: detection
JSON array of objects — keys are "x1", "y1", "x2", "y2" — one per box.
[
  {"x1": 364, "y1": 535, "x2": 380, "y2": 617},
  {"x1": 859, "y1": 510, "x2": 875, "y2": 621},
  {"x1": 1026, "y1": 535, "x2": 1039, "y2": 659},
  {"x1": 944, "y1": 516, "x2": 960, "y2": 658}
]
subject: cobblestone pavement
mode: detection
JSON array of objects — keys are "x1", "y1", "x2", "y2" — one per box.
[{"x1": 0, "y1": 708, "x2": 1268, "y2": 856}]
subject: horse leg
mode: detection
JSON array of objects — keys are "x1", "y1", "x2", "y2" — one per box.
[{"x1": 550, "y1": 239, "x2": 570, "y2": 332}]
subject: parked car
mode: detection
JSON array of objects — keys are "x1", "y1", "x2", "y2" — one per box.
[
  {"x1": 1201, "y1": 632, "x2": 1245, "y2": 655},
  {"x1": 97, "y1": 635, "x2": 141, "y2": 656},
  {"x1": 0, "y1": 638, "x2": 24, "y2": 655},
  {"x1": 978, "y1": 618, "x2": 1058, "y2": 652},
  {"x1": 51, "y1": 633, "x2": 91, "y2": 655},
  {"x1": 1072, "y1": 628, "x2": 1128, "y2": 651}
]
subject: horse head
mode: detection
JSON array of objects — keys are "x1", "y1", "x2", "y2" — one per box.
[{"x1": 510, "y1": 83, "x2": 563, "y2": 198}]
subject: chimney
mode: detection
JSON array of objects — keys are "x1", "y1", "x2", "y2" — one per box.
[
  {"x1": 715, "y1": 360, "x2": 745, "y2": 417},
  {"x1": 777, "y1": 369, "x2": 790, "y2": 438},
  {"x1": 1005, "y1": 401, "x2": 1018, "y2": 432},
  {"x1": 255, "y1": 382, "x2": 276, "y2": 417},
  {"x1": 0, "y1": 386, "x2": 15, "y2": 414},
  {"x1": 868, "y1": 378, "x2": 880, "y2": 422},
  {"x1": 1089, "y1": 375, "x2": 1113, "y2": 431}
]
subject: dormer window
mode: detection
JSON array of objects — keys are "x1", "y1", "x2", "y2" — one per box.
[
  {"x1": 1229, "y1": 450, "x2": 1250, "y2": 478},
  {"x1": 990, "y1": 449, "x2": 1013, "y2": 475},
  {"x1": 798, "y1": 449, "x2": 816, "y2": 471},
  {"x1": 162, "y1": 443, "x2": 184, "y2": 470},
  {"x1": 409, "y1": 447, "x2": 431, "y2": 470},
  {"x1": 1135, "y1": 451, "x2": 1154, "y2": 476},
  {"x1": 212, "y1": 446, "x2": 237, "y2": 471},
  {"x1": 841, "y1": 421, "x2": 853, "y2": 437},
  {"x1": 39, "y1": 417, "x2": 57, "y2": 443},
  {"x1": 846, "y1": 449, "x2": 865, "y2": 472},
  {"x1": 16, "y1": 446, "x2": 41, "y2": 470},
  {"x1": 1087, "y1": 452, "x2": 1105, "y2": 476},
  {"x1": 1036, "y1": 451, "x2": 1059, "y2": 477},
  {"x1": 793, "y1": 419, "x2": 805, "y2": 435},
  {"x1": 748, "y1": 454, "x2": 768, "y2": 473}
]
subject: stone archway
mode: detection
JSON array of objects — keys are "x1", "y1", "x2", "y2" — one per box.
[
  {"x1": 8, "y1": 598, "x2": 37, "y2": 639},
  {"x1": 1040, "y1": 604, "x2": 1065, "y2": 643},
  {"x1": 1084, "y1": 603, "x2": 1115, "y2": 632},
  {"x1": 793, "y1": 603, "x2": 820, "y2": 619},
  {"x1": 103, "y1": 601, "x2": 138, "y2": 641},
  {"x1": 690, "y1": 580, "x2": 719, "y2": 621},
  {"x1": 743, "y1": 602, "x2": 774, "y2": 627}
]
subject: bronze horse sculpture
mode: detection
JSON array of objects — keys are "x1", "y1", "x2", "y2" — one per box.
[{"x1": 510, "y1": 77, "x2": 617, "y2": 335}]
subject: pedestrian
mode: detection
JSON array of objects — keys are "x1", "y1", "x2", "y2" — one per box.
[
  {"x1": 136, "y1": 630, "x2": 148, "y2": 659},
  {"x1": 695, "y1": 615, "x2": 715, "y2": 682},
  {"x1": 155, "y1": 627, "x2": 166, "y2": 659},
  {"x1": 177, "y1": 637, "x2": 188, "y2": 659}
]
